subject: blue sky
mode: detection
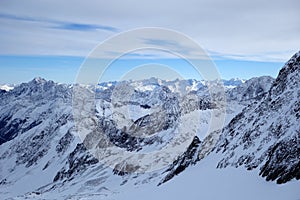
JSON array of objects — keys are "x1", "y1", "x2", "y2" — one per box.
[
  {"x1": 0, "y1": 0, "x2": 299, "y2": 84},
  {"x1": 0, "y1": 55, "x2": 284, "y2": 84}
]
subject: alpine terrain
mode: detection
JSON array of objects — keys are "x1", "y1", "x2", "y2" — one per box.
[{"x1": 0, "y1": 52, "x2": 299, "y2": 200}]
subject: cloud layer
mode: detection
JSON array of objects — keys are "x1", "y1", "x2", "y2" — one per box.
[{"x1": 0, "y1": 0, "x2": 299, "y2": 61}]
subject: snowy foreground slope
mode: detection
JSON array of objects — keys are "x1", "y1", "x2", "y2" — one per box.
[
  {"x1": 112, "y1": 155, "x2": 300, "y2": 200},
  {"x1": 0, "y1": 52, "x2": 299, "y2": 199}
]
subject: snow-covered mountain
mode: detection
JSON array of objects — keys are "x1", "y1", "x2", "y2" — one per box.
[
  {"x1": 0, "y1": 84, "x2": 14, "y2": 92},
  {"x1": 0, "y1": 77, "x2": 72, "y2": 145},
  {"x1": 215, "y1": 51, "x2": 300, "y2": 184},
  {"x1": 223, "y1": 78, "x2": 246, "y2": 89},
  {"x1": 227, "y1": 76, "x2": 274, "y2": 102},
  {"x1": 0, "y1": 76, "x2": 221, "y2": 199},
  {"x1": 0, "y1": 52, "x2": 299, "y2": 199}
]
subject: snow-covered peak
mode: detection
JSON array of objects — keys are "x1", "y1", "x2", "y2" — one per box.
[
  {"x1": 269, "y1": 51, "x2": 300, "y2": 97},
  {"x1": 30, "y1": 77, "x2": 48, "y2": 84},
  {"x1": 95, "y1": 78, "x2": 246, "y2": 98},
  {"x1": 215, "y1": 51, "x2": 300, "y2": 184},
  {"x1": 227, "y1": 76, "x2": 274, "y2": 102},
  {"x1": 222, "y1": 78, "x2": 246, "y2": 89},
  {"x1": 0, "y1": 84, "x2": 14, "y2": 91},
  {"x1": 10, "y1": 77, "x2": 70, "y2": 99}
]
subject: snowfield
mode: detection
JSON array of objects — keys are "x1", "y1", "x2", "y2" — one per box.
[{"x1": 113, "y1": 154, "x2": 300, "y2": 200}]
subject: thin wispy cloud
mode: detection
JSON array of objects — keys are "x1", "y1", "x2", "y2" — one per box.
[
  {"x1": 0, "y1": 13, "x2": 37, "y2": 22},
  {"x1": 141, "y1": 38, "x2": 205, "y2": 59},
  {"x1": 207, "y1": 50, "x2": 298, "y2": 62},
  {"x1": 53, "y1": 23, "x2": 118, "y2": 32},
  {"x1": 0, "y1": 13, "x2": 118, "y2": 32},
  {"x1": 143, "y1": 39, "x2": 180, "y2": 47}
]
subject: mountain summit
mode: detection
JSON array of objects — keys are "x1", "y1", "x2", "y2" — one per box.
[{"x1": 216, "y1": 51, "x2": 300, "y2": 183}]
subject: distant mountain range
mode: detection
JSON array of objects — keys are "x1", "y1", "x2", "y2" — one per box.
[{"x1": 0, "y1": 51, "x2": 299, "y2": 199}]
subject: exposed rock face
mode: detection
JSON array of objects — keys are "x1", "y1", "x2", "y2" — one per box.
[
  {"x1": 215, "y1": 51, "x2": 300, "y2": 184},
  {"x1": 53, "y1": 143, "x2": 99, "y2": 182},
  {"x1": 0, "y1": 77, "x2": 72, "y2": 145},
  {"x1": 158, "y1": 136, "x2": 201, "y2": 185}
]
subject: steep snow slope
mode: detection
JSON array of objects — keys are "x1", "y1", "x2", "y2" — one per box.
[
  {"x1": 0, "y1": 78, "x2": 78, "y2": 198},
  {"x1": 0, "y1": 78, "x2": 72, "y2": 145},
  {"x1": 215, "y1": 51, "x2": 300, "y2": 184}
]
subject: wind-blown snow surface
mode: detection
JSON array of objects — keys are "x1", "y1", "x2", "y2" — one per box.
[{"x1": 112, "y1": 154, "x2": 300, "y2": 200}]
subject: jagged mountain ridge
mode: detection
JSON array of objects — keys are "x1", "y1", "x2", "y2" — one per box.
[
  {"x1": 215, "y1": 51, "x2": 300, "y2": 183},
  {"x1": 0, "y1": 77, "x2": 245, "y2": 146},
  {"x1": 0, "y1": 78, "x2": 72, "y2": 145},
  {"x1": 2, "y1": 56, "x2": 298, "y2": 200}
]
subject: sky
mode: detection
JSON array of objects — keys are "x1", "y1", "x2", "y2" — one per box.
[{"x1": 0, "y1": 0, "x2": 299, "y2": 84}]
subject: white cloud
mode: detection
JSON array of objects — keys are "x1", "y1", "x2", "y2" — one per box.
[{"x1": 0, "y1": 0, "x2": 299, "y2": 61}]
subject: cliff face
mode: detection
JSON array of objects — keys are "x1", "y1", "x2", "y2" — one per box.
[{"x1": 216, "y1": 51, "x2": 300, "y2": 183}]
